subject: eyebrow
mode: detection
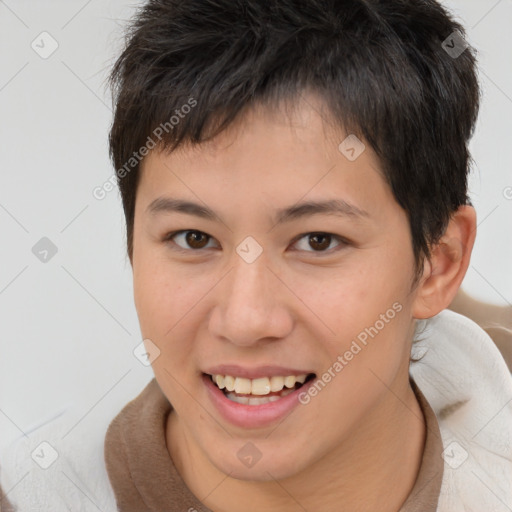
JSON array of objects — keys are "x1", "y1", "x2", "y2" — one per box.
[{"x1": 146, "y1": 197, "x2": 370, "y2": 224}]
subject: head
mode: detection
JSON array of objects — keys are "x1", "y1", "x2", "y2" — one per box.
[{"x1": 108, "y1": 0, "x2": 479, "y2": 480}]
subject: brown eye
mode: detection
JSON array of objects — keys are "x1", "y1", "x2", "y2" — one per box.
[
  {"x1": 308, "y1": 233, "x2": 331, "y2": 251},
  {"x1": 165, "y1": 230, "x2": 216, "y2": 251},
  {"x1": 185, "y1": 231, "x2": 209, "y2": 249},
  {"x1": 292, "y1": 232, "x2": 346, "y2": 253}
]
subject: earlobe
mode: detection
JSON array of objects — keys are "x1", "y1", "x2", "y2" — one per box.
[{"x1": 412, "y1": 205, "x2": 477, "y2": 320}]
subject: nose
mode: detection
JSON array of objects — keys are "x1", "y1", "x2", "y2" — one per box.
[{"x1": 208, "y1": 250, "x2": 293, "y2": 347}]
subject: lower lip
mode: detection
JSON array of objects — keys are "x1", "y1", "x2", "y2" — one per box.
[{"x1": 203, "y1": 374, "x2": 314, "y2": 429}]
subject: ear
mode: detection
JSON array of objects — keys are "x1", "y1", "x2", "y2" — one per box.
[{"x1": 412, "y1": 205, "x2": 477, "y2": 319}]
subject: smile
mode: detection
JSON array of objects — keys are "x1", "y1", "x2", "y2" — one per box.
[
  {"x1": 202, "y1": 371, "x2": 316, "y2": 428},
  {"x1": 209, "y1": 373, "x2": 314, "y2": 405}
]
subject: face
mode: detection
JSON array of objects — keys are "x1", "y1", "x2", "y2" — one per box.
[{"x1": 132, "y1": 96, "x2": 420, "y2": 481}]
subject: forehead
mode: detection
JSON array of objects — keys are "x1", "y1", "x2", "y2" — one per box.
[{"x1": 136, "y1": 95, "x2": 397, "y2": 224}]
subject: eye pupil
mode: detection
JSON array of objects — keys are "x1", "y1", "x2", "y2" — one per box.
[
  {"x1": 168, "y1": 230, "x2": 343, "y2": 254},
  {"x1": 309, "y1": 233, "x2": 331, "y2": 251},
  {"x1": 187, "y1": 231, "x2": 208, "y2": 249}
]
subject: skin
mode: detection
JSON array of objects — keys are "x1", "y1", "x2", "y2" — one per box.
[{"x1": 131, "y1": 94, "x2": 476, "y2": 512}]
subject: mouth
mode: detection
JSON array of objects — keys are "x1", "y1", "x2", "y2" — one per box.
[
  {"x1": 201, "y1": 369, "x2": 317, "y2": 428},
  {"x1": 206, "y1": 372, "x2": 317, "y2": 405}
]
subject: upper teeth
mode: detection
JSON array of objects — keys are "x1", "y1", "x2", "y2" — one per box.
[{"x1": 211, "y1": 374, "x2": 307, "y2": 395}]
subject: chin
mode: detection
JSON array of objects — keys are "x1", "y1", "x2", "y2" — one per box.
[{"x1": 207, "y1": 444, "x2": 306, "y2": 482}]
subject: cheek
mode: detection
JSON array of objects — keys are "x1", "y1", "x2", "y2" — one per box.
[
  {"x1": 296, "y1": 251, "x2": 413, "y2": 380},
  {"x1": 134, "y1": 261, "x2": 198, "y2": 404},
  {"x1": 132, "y1": 253, "x2": 207, "y2": 368},
  {"x1": 299, "y1": 262, "x2": 408, "y2": 337},
  {"x1": 133, "y1": 248, "x2": 186, "y2": 328}
]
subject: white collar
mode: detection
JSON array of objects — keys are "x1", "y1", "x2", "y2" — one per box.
[{"x1": 410, "y1": 309, "x2": 512, "y2": 511}]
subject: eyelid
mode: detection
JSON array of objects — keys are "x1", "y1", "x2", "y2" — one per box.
[
  {"x1": 164, "y1": 230, "x2": 349, "y2": 254},
  {"x1": 289, "y1": 232, "x2": 348, "y2": 254},
  {"x1": 164, "y1": 230, "x2": 219, "y2": 252}
]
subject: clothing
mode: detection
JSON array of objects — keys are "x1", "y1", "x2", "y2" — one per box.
[
  {"x1": 102, "y1": 373, "x2": 443, "y2": 512},
  {"x1": 1, "y1": 310, "x2": 511, "y2": 511}
]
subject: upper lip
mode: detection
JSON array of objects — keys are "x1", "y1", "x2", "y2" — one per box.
[{"x1": 203, "y1": 365, "x2": 315, "y2": 379}]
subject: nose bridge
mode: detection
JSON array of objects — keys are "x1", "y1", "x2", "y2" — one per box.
[
  {"x1": 211, "y1": 247, "x2": 291, "y2": 345},
  {"x1": 228, "y1": 249, "x2": 272, "y2": 316}
]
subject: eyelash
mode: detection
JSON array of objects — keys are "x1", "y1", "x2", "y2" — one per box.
[{"x1": 162, "y1": 230, "x2": 350, "y2": 255}]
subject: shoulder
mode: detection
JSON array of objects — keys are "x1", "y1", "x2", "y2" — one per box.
[
  {"x1": 410, "y1": 309, "x2": 512, "y2": 410},
  {"x1": 0, "y1": 405, "x2": 118, "y2": 512},
  {"x1": 410, "y1": 309, "x2": 512, "y2": 511}
]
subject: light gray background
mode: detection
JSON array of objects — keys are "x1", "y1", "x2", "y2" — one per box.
[{"x1": 1, "y1": 0, "x2": 511, "y2": 453}]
